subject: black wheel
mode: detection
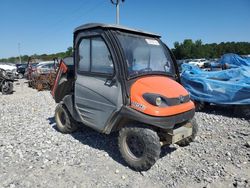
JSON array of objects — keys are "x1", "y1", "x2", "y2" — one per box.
[
  {"x1": 28, "y1": 81, "x2": 32, "y2": 87},
  {"x1": 242, "y1": 107, "x2": 250, "y2": 118},
  {"x1": 194, "y1": 100, "x2": 205, "y2": 111},
  {"x1": 118, "y1": 127, "x2": 161, "y2": 171},
  {"x1": 233, "y1": 105, "x2": 250, "y2": 119},
  {"x1": 18, "y1": 73, "x2": 24, "y2": 79},
  {"x1": 1, "y1": 81, "x2": 13, "y2": 95},
  {"x1": 55, "y1": 103, "x2": 78, "y2": 134},
  {"x1": 176, "y1": 118, "x2": 198, "y2": 147}
]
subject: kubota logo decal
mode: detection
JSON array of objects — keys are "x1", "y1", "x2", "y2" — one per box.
[
  {"x1": 131, "y1": 101, "x2": 146, "y2": 111},
  {"x1": 179, "y1": 95, "x2": 185, "y2": 103}
]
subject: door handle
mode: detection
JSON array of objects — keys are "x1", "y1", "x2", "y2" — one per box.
[{"x1": 105, "y1": 77, "x2": 116, "y2": 87}]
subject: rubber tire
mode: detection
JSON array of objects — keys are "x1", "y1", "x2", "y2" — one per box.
[
  {"x1": 176, "y1": 118, "x2": 198, "y2": 147},
  {"x1": 118, "y1": 127, "x2": 161, "y2": 171},
  {"x1": 233, "y1": 106, "x2": 250, "y2": 119},
  {"x1": 1, "y1": 81, "x2": 13, "y2": 95},
  {"x1": 55, "y1": 103, "x2": 78, "y2": 134},
  {"x1": 194, "y1": 101, "x2": 204, "y2": 111},
  {"x1": 18, "y1": 73, "x2": 24, "y2": 79},
  {"x1": 242, "y1": 107, "x2": 250, "y2": 118},
  {"x1": 28, "y1": 81, "x2": 32, "y2": 87}
]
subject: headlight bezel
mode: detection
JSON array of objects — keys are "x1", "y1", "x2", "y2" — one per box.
[
  {"x1": 142, "y1": 93, "x2": 190, "y2": 107},
  {"x1": 142, "y1": 93, "x2": 168, "y2": 107}
]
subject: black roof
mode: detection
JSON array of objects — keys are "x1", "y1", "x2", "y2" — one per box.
[{"x1": 74, "y1": 23, "x2": 160, "y2": 38}]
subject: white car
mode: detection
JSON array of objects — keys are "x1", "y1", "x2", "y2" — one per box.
[
  {"x1": 35, "y1": 61, "x2": 57, "y2": 74},
  {"x1": 0, "y1": 64, "x2": 17, "y2": 78},
  {"x1": 188, "y1": 59, "x2": 209, "y2": 68}
]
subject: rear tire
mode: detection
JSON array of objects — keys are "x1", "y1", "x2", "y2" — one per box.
[
  {"x1": 1, "y1": 81, "x2": 13, "y2": 95},
  {"x1": 28, "y1": 81, "x2": 32, "y2": 87},
  {"x1": 55, "y1": 103, "x2": 78, "y2": 134},
  {"x1": 18, "y1": 73, "x2": 24, "y2": 79},
  {"x1": 176, "y1": 118, "x2": 198, "y2": 147},
  {"x1": 118, "y1": 127, "x2": 161, "y2": 171}
]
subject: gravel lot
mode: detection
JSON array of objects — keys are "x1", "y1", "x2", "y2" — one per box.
[{"x1": 0, "y1": 79, "x2": 250, "y2": 188}]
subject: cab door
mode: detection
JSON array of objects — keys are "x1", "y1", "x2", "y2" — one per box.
[{"x1": 74, "y1": 36, "x2": 122, "y2": 132}]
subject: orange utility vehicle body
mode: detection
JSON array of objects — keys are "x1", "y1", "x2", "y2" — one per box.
[
  {"x1": 52, "y1": 23, "x2": 197, "y2": 171},
  {"x1": 130, "y1": 76, "x2": 194, "y2": 116}
]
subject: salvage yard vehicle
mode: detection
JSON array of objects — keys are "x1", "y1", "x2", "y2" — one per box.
[
  {"x1": 0, "y1": 63, "x2": 17, "y2": 80},
  {"x1": 181, "y1": 54, "x2": 250, "y2": 117},
  {"x1": 26, "y1": 62, "x2": 38, "y2": 81},
  {"x1": 0, "y1": 68, "x2": 14, "y2": 94},
  {"x1": 16, "y1": 63, "x2": 28, "y2": 79},
  {"x1": 28, "y1": 60, "x2": 58, "y2": 91},
  {"x1": 52, "y1": 23, "x2": 198, "y2": 171},
  {"x1": 187, "y1": 58, "x2": 209, "y2": 68},
  {"x1": 35, "y1": 61, "x2": 57, "y2": 74}
]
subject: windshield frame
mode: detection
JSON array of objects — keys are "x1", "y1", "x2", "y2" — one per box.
[{"x1": 114, "y1": 31, "x2": 176, "y2": 80}]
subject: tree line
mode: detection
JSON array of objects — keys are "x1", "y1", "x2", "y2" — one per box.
[
  {"x1": 172, "y1": 40, "x2": 250, "y2": 59},
  {"x1": 1, "y1": 40, "x2": 250, "y2": 63},
  {"x1": 0, "y1": 47, "x2": 73, "y2": 64}
]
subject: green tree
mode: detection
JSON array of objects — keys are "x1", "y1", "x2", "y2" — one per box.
[
  {"x1": 171, "y1": 40, "x2": 250, "y2": 59},
  {"x1": 65, "y1": 47, "x2": 73, "y2": 57}
]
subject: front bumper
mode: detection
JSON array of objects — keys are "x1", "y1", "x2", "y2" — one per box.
[
  {"x1": 163, "y1": 121, "x2": 193, "y2": 144},
  {"x1": 120, "y1": 106, "x2": 195, "y2": 130}
]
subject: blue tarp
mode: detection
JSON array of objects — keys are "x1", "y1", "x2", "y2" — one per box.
[
  {"x1": 181, "y1": 54, "x2": 250, "y2": 105},
  {"x1": 218, "y1": 53, "x2": 250, "y2": 67}
]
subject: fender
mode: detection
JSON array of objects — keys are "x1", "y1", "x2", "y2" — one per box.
[{"x1": 62, "y1": 94, "x2": 82, "y2": 122}]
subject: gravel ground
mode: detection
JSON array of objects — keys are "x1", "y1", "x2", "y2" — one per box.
[{"x1": 0, "y1": 79, "x2": 250, "y2": 188}]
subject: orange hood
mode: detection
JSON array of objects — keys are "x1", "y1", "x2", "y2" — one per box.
[
  {"x1": 130, "y1": 76, "x2": 194, "y2": 116},
  {"x1": 134, "y1": 76, "x2": 188, "y2": 98}
]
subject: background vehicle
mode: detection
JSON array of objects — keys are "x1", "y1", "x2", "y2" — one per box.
[
  {"x1": 25, "y1": 62, "x2": 38, "y2": 80},
  {"x1": 52, "y1": 23, "x2": 198, "y2": 171},
  {"x1": 28, "y1": 61, "x2": 58, "y2": 90},
  {"x1": 0, "y1": 63, "x2": 17, "y2": 79},
  {"x1": 16, "y1": 63, "x2": 28, "y2": 79},
  {"x1": 181, "y1": 54, "x2": 250, "y2": 117},
  {"x1": 34, "y1": 61, "x2": 57, "y2": 74},
  {"x1": 187, "y1": 58, "x2": 209, "y2": 68},
  {"x1": 0, "y1": 68, "x2": 14, "y2": 94}
]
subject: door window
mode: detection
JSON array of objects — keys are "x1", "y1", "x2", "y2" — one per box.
[
  {"x1": 78, "y1": 37, "x2": 114, "y2": 75},
  {"x1": 92, "y1": 37, "x2": 113, "y2": 74},
  {"x1": 79, "y1": 39, "x2": 90, "y2": 72}
]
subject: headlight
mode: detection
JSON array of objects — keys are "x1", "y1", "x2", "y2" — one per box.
[
  {"x1": 143, "y1": 93, "x2": 168, "y2": 107},
  {"x1": 155, "y1": 97, "x2": 162, "y2": 106}
]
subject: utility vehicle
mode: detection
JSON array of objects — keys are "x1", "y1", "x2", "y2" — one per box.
[{"x1": 52, "y1": 23, "x2": 198, "y2": 171}]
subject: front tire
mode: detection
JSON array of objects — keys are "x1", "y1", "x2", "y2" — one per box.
[
  {"x1": 55, "y1": 103, "x2": 78, "y2": 134},
  {"x1": 176, "y1": 118, "x2": 198, "y2": 147},
  {"x1": 194, "y1": 100, "x2": 205, "y2": 111},
  {"x1": 118, "y1": 127, "x2": 161, "y2": 171}
]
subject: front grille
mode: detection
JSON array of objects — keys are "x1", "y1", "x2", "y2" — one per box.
[{"x1": 165, "y1": 95, "x2": 190, "y2": 106}]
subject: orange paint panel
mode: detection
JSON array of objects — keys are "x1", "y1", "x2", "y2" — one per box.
[{"x1": 130, "y1": 76, "x2": 195, "y2": 117}]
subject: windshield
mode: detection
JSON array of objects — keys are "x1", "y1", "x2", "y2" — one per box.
[{"x1": 117, "y1": 32, "x2": 175, "y2": 78}]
